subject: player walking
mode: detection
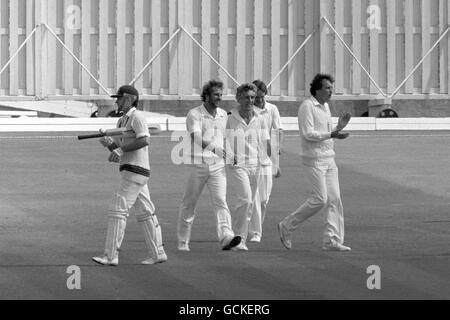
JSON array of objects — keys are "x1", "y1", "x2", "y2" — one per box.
[
  {"x1": 278, "y1": 74, "x2": 352, "y2": 251},
  {"x1": 247, "y1": 80, "x2": 283, "y2": 243},
  {"x1": 93, "y1": 85, "x2": 167, "y2": 265},
  {"x1": 177, "y1": 80, "x2": 242, "y2": 252},
  {"x1": 226, "y1": 83, "x2": 271, "y2": 251}
]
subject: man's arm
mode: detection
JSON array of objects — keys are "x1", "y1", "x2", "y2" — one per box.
[
  {"x1": 334, "y1": 113, "x2": 352, "y2": 132},
  {"x1": 120, "y1": 136, "x2": 150, "y2": 152},
  {"x1": 188, "y1": 110, "x2": 227, "y2": 158},
  {"x1": 107, "y1": 115, "x2": 150, "y2": 162},
  {"x1": 331, "y1": 113, "x2": 351, "y2": 140},
  {"x1": 266, "y1": 139, "x2": 272, "y2": 158},
  {"x1": 272, "y1": 106, "x2": 284, "y2": 154},
  {"x1": 330, "y1": 131, "x2": 350, "y2": 140}
]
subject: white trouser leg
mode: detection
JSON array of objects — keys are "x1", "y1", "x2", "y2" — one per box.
[
  {"x1": 250, "y1": 191, "x2": 262, "y2": 237},
  {"x1": 322, "y1": 161, "x2": 345, "y2": 245},
  {"x1": 283, "y1": 164, "x2": 327, "y2": 232},
  {"x1": 260, "y1": 166, "x2": 273, "y2": 223},
  {"x1": 230, "y1": 167, "x2": 260, "y2": 243},
  {"x1": 134, "y1": 184, "x2": 166, "y2": 258},
  {"x1": 177, "y1": 166, "x2": 208, "y2": 244},
  {"x1": 206, "y1": 167, "x2": 234, "y2": 243},
  {"x1": 105, "y1": 177, "x2": 143, "y2": 259},
  {"x1": 249, "y1": 165, "x2": 273, "y2": 237}
]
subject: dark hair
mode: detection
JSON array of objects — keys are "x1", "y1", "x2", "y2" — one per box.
[
  {"x1": 252, "y1": 79, "x2": 268, "y2": 95},
  {"x1": 201, "y1": 80, "x2": 224, "y2": 102},
  {"x1": 236, "y1": 83, "x2": 257, "y2": 100},
  {"x1": 310, "y1": 73, "x2": 335, "y2": 96}
]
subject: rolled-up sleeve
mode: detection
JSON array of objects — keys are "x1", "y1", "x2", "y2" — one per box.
[
  {"x1": 272, "y1": 107, "x2": 282, "y2": 130},
  {"x1": 186, "y1": 110, "x2": 201, "y2": 134},
  {"x1": 132, "y1": 114, "x2": 150, "y2": 139},
  {"x1": 260, "y1": 119, "x2": 270, "y2": 141},
  {"x1": 298, "y1": 102, "x2": 331, "y2": 142}
]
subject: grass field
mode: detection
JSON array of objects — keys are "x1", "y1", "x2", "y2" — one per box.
[{"x1": 0, "y1": 131, "x2": 449, "y2": 300}]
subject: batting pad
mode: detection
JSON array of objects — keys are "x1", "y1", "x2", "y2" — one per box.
[
  {"x1": 108, "y1": 193, "x2": 130, "y2": 218},
  {"x1": 104, "y1": 216, "x2": 127, "y2": 260},
  {"x1": 138, "y1": 214, "x2": 165, "y2": 258}
]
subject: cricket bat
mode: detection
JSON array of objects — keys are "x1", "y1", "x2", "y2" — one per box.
[{"x1": 77, "y1": 124, "x2": 161, "y2": 140}]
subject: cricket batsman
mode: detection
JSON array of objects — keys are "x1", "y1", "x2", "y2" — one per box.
[{"x1": 92, "y1": 85, "x2": 167, "y2": 266}]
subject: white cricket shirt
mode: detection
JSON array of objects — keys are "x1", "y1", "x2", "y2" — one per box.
[
  {"x1": 298, "y1": 96, "x2": 337, "y2": 165},
  {"x1": 117, "y1": 108, "x2": 151, "y2": 178},
  {"x1": 185, "y1": 104, "x2": 228, "y2": 170},
  {"x1": 226, "y1": 108, "x2": 270, "y2": 168},
  {"x1": 254, "y1": 102, "x2": 282, "y2": 166}
]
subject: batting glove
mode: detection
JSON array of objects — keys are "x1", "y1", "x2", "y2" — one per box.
[
  {"x1": 100, "y1": 136, "x2": 120, "y2": 152},
  {"x1": 108, "y1": 148, "x2": 123, "y2": 163}
]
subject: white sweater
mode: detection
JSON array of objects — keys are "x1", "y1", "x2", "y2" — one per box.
[{"x1": 298, "y1": 97, "x2": 337, "y2": 165}]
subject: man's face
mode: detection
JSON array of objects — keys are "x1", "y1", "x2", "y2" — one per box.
[
  {"x1": 237, "y1": 89, "x2": 256, "y2": 112},
  {"x1": 116, "y1": 94, "x2": 134, "y2": 113},
  {"x1": 205, "y1": 87, "x2": 223, "y2": 108},
  {"x1": 254, "y1": 90, "x2": 266, "y2": 108},
  {"x1": 315, "y1": 80, "x2": 334, "y2": 102}
]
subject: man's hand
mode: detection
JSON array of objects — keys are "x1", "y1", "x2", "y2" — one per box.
[
  {"x1": 274, "y1": 167, "x2": 281, "y2": 179},
  {"x1": 108, "y1": 148, "x2": 123, "y2": 163},
  {"x1": 100, "y1": 136, "x2": 120, "y2": 152},
  {"x1": 331, "y1": 131, "x2": 350, "y2": 140},
  {"x1": 213, "y1": 147, "x2": 227, "y2": 160},
  {"x1": 99, "y1": 136, "x2": 114, "y2": 148},
  {"x1": 336, "y1": 113, "x2": 352, "y2": 131}
]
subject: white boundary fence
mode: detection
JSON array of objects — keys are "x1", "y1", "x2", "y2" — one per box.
[
  {"x1": 0, "y1": 0, "x2": 449, "y2": 102},
  {"x1": 1, "y1": 117, "x2": 450, "y2": 132}
]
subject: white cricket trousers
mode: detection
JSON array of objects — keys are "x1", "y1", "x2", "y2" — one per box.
[
  {"x1": 177, "y1": 166, "x2": 234, "y2": 245},
  {"x1": 229, "y1": 166, "x2": 260, "y2": 243},
  {"x1": 249, "y1": 165, "x2": 273, "y2": 238},
  {"x1": 282, "y1": 159, "x2": 345, "y2": 245},
  {"x1": 104, "y1": 174, "x2": 165, "y2": 260}
]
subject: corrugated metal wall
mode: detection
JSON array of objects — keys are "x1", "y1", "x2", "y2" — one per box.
[{"x1": 0, "y1": 0, "x2": 448, "y2": 101}]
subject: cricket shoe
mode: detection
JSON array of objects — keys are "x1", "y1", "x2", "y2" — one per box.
[
  {"x1": 248, "y1": 234, "x2": 261, "y2": 243},
  {"x1": 322, "y1": 243, "x2": 351, "y2": 252},
  {"x1": 177, "y1": 241, "x2": 190, "y2": 252},
  {"x1": 92, "y1": 255, "x2": 119, "y2": 266},
  {"x1": 141, "y1": 253, "x2": 168, "y2": 265},
  {"x1": 277, "y1": 222, "x2": 292, "y2": 250},
  {"x1": 231, "y1": 242, "x2": 248, "y2": 251},
  {"x1": 221, "y1": 235, "x2": 242, "y2": 251}
]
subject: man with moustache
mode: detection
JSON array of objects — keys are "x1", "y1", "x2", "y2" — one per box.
[
  {"x1": 177, "y1": 80, "x2": 242, "y2": 252},
  {"x1": 278, "y1": 74, "x2": 352, "y2": 252}
]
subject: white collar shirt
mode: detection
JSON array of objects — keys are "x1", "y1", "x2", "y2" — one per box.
[
  {"x1": 254, "y1": 102, "x2": 282, "y2": 131},
  {"x1": 185, "y1": 104, "x2": 228, "y2": 170},
  {"x1": 297, "y1": 96, "x2": 336, "y2": 165},
  {"x1": 226, "y1": 108, "x2": 270, "y2": 168},
  {"x1": 116, "y1": 107, "x2": 151, "y2": 177},
  {"x1": 254, "y1": 102, "x2": 282, "y2": 166}
]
